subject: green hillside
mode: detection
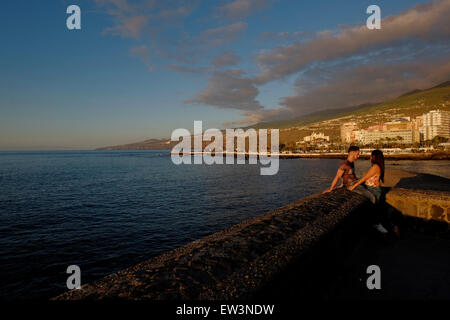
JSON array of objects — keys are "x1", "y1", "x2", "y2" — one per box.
[
  {"x1": 248, "y1": 103, "x2": 377, "y2": 130},
  {"x1": 250, "y1": 80, "x2": 450, "y2": 130},
  {"x1": 351, "y1": 83, "x2": 450, "y2": 116}
]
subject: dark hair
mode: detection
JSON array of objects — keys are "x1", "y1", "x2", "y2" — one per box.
[
  {"x1": 348, "y1": 145, "x2": 360, "y2": 153},
  {"x1": 371, "y1": 149, "x2": 385, "y2": 182}
]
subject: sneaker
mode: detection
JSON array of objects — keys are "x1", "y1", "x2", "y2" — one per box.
[{"x1": 373, "y1": 223, "x2": 388, "y2": 234}]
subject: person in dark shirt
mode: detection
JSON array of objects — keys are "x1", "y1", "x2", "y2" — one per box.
[
  {"x1": 323, "y1": 146, "x2": 389, "y2": 234},
  {"x1": 323, "y1": 145, "x2": 360, "y2": 193}
]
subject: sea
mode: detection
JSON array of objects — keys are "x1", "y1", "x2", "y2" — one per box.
[{"x1": 0, "y1": 150, "x2": 449, "y2": 299}]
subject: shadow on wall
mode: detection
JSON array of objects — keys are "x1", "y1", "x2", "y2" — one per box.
[{"x1": 385, "y1": 169, "x2": 450, "y2": 192}]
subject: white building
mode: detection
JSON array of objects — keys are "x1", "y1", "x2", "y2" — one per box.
[
  {"x1": 340, "y1": 122, "x2": 359, "y2": 143},
  {"x1": 419, "y1": 110, "x2": 450, "y2": 141},
  {"x1": 303, "y1": 132, "x2": 330, "y2": 143},
  {"x1": 360, "y1": 129, "x2": 415, "y2": 145},
  {"x1": 352, "y1": 130, "x2": 362, "y2": 143}
]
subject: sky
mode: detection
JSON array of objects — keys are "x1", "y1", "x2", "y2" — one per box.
[{"x1": 0, "y1": 0, "x2": 449, "y2": 150}]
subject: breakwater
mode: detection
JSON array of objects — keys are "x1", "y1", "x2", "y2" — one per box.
[
  {"x1": 54, "y1": 169, "x2": 450, "y2": 300},
  {"x1": 54, "y1": 188, "x2": 373, "y2": 300}
]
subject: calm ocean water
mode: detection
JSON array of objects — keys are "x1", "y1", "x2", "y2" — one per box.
[{"x1": 0, "y1": 150, "x2": 449, "y2": 299}]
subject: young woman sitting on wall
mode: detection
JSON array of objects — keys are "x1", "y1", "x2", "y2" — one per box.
[{"x1": 348, "y1": 150, "x2": 399, "y2": 236}]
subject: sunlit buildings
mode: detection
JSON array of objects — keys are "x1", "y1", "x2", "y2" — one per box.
[
  {"x1": 340, "y1": 122, "x2": 359, "y2": 143},
  {"x1": 303, "y1": 132, "x2": 330, "y2": 143},
  {"x1": 419, "y1": 110, "x2": 450, "y2": 140},
  {"x1": 348, "y1": 118, "x2": 420, "y2": 145},
  {"x1": 360, "y1": 128, "x2": 416, "y2": 144}
]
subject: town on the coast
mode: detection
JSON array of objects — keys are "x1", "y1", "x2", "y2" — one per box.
[{"x1": 290, "y1": 109, "x2": 450, "y2": 154}]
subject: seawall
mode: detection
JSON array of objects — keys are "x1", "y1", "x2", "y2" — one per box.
[
  {"x1": 180, "y1": 151, "x2": 450, "y2": 160},
  {"x1": 383, "y1": 169, "x2": 450, "y2": 223},
  {"x1": 54, "y1": 189, "x2": 373, "y2": 300},
  {"x1": 53, "y1": 169, "x2": 450, "y2": 300}
]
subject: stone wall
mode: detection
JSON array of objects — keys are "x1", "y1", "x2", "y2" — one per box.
[
  {"x1": 383, "y1": 169, "x2": 450, "y2": 223},
  {"x1": 386, "y1": 188, "x2": 450, "y2": 223},
  {"x1": 53, "y1": 188, "x2": 372, "y2": 300}
]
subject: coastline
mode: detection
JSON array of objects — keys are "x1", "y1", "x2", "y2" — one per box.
[{"x1": 173, "y1": 150, "x2": 450, "y2": 160}]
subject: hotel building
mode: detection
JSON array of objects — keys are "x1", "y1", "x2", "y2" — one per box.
[
  {"x1": 420, "y1": 110, "x2": 450, "y2": 141},
  {"x1": 340, "y1": 122, "x2": 359, "y2": 143}
]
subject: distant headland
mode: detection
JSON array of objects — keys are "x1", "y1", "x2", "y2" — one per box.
[{"x1": 97, "y1": 81, "x2": 450, "y2": 156}]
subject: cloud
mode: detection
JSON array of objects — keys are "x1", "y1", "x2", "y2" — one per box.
[
  {"x1": 238, "y1": 47, "x2": 450, "y2": 124},
  {"x1": 103, "y1": 15, "x2": 149, "y2": 39},
  {"x1": 216, "y1": 0, "x2": 270, "y2": 20},
  {"x1": 95, "y1": 0, "x2": 450, "y2": 128},
  {"x1": 212, "y1": 50, "x2": 240, "y2": 68},
  {"x1": 259, "y1": 31, "x2": 312, "y2": 41},
  {"x1": 94, "y1": 0, "x2": 197, "y2": 39},
  {"x1": 185, "y1": 1, "x2": 450, "y2": 125},
  {"x1": 165, "y1": 49, "x2": 241, "y2": 75},
  {"x1": 129, "y1": 45, "x2": 153, "y2": 71},
  {"x1": 253, "y1": 0, "x2": 450, "y2": 84},
  {"x1": 94, "y1": 0, "x2": 135, "y2": 13},
  {"x1": 150, "y1": 22, "x2": 246, "y2": 66},
  {"x1": 158, "y1": 5, "x2": 194, "y2": 20},
  {"x1": 218, "y1": 0, "x2": 450, "y2": 126},
  {"x1": 95, "y1": 1, "x2": 246, "y2": 67},
  {"x1": 165, "y1": 64, "x2": 211, "y2": 74},
  {"x1": 94, "y1": 0, "x2": 149, "y2": 39},
  {"x1": 281, "y1": 54, "x2": 450, "y2": 114},
  {"x1": 200, "y1": 22, "x2": 247, "y2": 47},
  {"x1": 185, "y1": 69, "x2": 263, "y2": 111},
  {"x1": 225, "y1": 107, "x2": 293, "y2": 126}
]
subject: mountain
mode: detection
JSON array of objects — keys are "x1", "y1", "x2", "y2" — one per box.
[
  {"x1": 275, "y1": 80, "x2": 450, "y2": 147},
  {"x1": 249, "y1": 80, "x2": 450, "y2": 130},
  {"x1": 246, "y1": 103, "x2": 378, "y2": 130},
  {"x1": 97, "y1": 138, "x2": 175, "y2": 150},
  {"x1": 96, "y1": 80, "x2": 450, "y2": 150},
  {"x1": 431, "y1": 80, "x2": 450, "y2": 89},
  {"x1": 399, "y1": 89, "x2": 422, "y2": 97}
]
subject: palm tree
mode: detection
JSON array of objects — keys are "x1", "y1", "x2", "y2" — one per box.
[{"x1": 432, "y1": 135, "x2": 449, "y2": 148}]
